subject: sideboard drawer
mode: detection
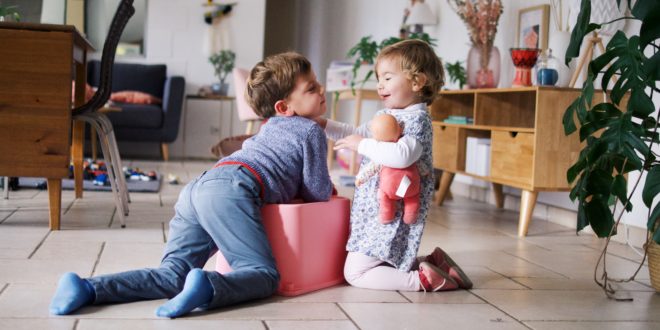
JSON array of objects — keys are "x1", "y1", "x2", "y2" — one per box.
[
  {"x1": 490, "y1": 131, "x2": 534, "y2": 185},
  {"x1": 432, "y1": 124, "x2": 466, "y2": 172}
]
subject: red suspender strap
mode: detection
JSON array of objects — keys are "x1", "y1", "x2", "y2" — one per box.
[{"x1": 213, "y1": 161, "x2": 265, "y2": 199}]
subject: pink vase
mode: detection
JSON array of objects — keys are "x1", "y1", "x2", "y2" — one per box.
[{"x1": 466, "y1": 45, "x2": 501, "y2": 89}]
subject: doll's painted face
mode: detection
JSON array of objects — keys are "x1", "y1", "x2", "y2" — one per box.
[
  {"x1": 375, "y1": 57, "x2": 422, "y2": 109},
  {"x1": 370, "y1": 114, "x2": 401, "y2": 142}
]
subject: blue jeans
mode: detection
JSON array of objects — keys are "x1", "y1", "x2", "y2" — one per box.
[{"x1": 88, "y1": 165, "x2": 280, "y2": 309}]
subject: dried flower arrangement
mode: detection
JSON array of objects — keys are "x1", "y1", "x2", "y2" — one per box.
[{"x1": 448, "y1": 0, "x2": 503, "y2": 73}]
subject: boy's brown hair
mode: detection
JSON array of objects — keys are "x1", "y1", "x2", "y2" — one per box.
[
  {"x1": 376, "y1": 39, "x2": 444, "y2": 105},
  {"x1": 246, "y1": 52, "x2": 312, "y2": 118}
]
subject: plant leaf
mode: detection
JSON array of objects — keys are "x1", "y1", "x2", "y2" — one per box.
[
  {"x1": 643, "y1": 51, "x2": 660, "y2": 81},
  {"x1": 611, "y1": 174, "x2": 629, "y2": 208},
  {"x1": 648, "y1": 202, "x2": 660, "y2": 232},
  {"x1": 577, "y1": 202, "x2": 589, "y2": 232},
  {"x1": 585, "y1": 197, "x2": 615, "y2": 237},
  {"x1": 563, "y1": 97, "x2": 579, "y2": 135},
  {"x1": 632, "y1": 0, "x2": 660, "y2": 47},
  {"x1": 567, "y1": 155, "x2": 586, "y2": 184},
  {"x1": 565, "y1": 0, "x2": 599, "y2": 65},
  {"x1": 643, "y1": 166, "x2": 660, "y2": 208},
  {"x1": 628, "y1": 88, "x2": 655, "y2": 118}
]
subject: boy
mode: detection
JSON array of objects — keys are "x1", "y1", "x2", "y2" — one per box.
[{"x1": 50, "y1": 52, "x2": 333, "y2": 318}]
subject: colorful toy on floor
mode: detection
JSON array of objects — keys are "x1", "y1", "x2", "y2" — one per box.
[
  {"x1": 166, "y1": 174, "x2": 180, "y2": 185},
  {"x1": 64, "y1": 159, "x2": 158, "y2": 187},
  {"x1": 124, "y1": 167, "x2": 158, "y2": 181}
]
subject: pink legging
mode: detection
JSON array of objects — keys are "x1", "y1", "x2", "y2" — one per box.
[{"x1": 343, "y1": 252, "x2": 421, "y2": 291}]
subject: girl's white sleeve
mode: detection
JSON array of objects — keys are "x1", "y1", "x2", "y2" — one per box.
[
  {"x1": 357, "y1": 135, "x2": 422, "y2": 168},
  {"x1": 324, "y1": 119, "x2": 371, "y2": 141}
]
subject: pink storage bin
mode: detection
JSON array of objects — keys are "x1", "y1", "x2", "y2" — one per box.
[{"x1": 216, "y1": 196, "x2": 350, "y2": 296}]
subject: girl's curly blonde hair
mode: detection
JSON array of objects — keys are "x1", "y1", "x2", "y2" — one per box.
[{"x1": 376, "y1": 39, "x2": 444, "y2": 105}]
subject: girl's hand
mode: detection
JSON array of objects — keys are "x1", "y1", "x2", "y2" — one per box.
[{"x1": 334, "y1": 134, "x2": 363, "y2": 151}]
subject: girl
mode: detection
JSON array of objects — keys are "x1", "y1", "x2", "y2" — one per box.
[{"x1": 318, "y1": 39, "x2": 472, "y2": 292}]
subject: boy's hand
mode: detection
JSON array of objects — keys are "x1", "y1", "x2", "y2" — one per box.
[{"x1": 334, "y1": 134, "x2": 363, "y2": 151}]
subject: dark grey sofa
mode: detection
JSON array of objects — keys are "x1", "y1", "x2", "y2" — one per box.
[{"x1": 87, "y1": 60, "x2": 185, "y2": 160}]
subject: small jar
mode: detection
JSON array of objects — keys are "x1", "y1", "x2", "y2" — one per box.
[{"x1": 535, "y1": 49, "x2": 559, "y2": 86}]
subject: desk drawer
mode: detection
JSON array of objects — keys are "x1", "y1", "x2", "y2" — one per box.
[
  {"x1": 490, "y1": 131, "x2": 534, "y2": 185},
  {"x1": 432, "y1": 124, "x2": 466, "y2": 172}
]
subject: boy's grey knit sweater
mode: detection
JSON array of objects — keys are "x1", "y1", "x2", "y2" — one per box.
[{"x1": 220, "y1": 116, "x2": 333, "y2": 204}]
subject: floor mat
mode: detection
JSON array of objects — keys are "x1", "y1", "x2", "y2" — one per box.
[{"x1": 18, "y1": 175, "x2": 161, "y2": 193}]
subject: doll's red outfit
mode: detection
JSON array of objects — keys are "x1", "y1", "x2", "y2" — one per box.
[{"x1": 378, "y1": 164, "x2": 420, "y2": 224}]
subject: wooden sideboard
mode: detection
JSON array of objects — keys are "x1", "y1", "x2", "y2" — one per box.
[{"x1": 431, "y1": 87, "x2": 583, "y2": 237}]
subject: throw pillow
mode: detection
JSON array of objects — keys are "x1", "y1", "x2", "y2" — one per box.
[{"x1": 110, "y1": 91, "x2": 162, "y2": 105}]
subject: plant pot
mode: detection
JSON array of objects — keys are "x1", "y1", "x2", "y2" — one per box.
[
  {"x1": 648, "y1": 239, "x2": 660, "y2": 292},
  {"x1": 211, "y1": 82, "x2": 229, "y2": 96}
]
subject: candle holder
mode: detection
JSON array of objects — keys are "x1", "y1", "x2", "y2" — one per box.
[{"x1": 510, "y1": 48, "x2": 540, "y2": 87}]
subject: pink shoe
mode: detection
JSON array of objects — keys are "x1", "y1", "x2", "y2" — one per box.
[
  {"x1": 424, "y1": 247, "x2": 473, "y2": 289},
  {"x1": 418, "y1": 262, "x2": 458, "y2": 292}
]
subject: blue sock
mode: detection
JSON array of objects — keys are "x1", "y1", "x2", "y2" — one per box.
[
  {"x1": 155, "y1": 268, "x2": 213, "y2": 318},
  {"x1": 49, "y1": 272, "x2": 95, "y2": 315}
]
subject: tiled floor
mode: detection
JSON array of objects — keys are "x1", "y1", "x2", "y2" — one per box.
[{"x1": 1, "y1": 160, "x2": 659, "y2": 330}]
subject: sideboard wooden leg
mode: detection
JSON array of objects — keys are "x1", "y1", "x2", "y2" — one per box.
[
  {"x1": 47, "y1": 178, "x2": 62, "y2": 230},
  {"x1": 492, "y1": 183, "x2": 504, "y2": 208},
  {"x1": 518, "y1": 190, "x2": 538, "y2": 237},
  {"x1": 435, "y1": 171, "x2": 455, "y2": 206}
]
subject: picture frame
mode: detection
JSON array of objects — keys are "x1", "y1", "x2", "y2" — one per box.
[{"x1": 517, "y1": 5, "x2": 550, "y2": 50}]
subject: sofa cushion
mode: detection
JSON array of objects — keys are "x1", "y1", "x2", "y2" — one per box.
[
  {"x1": 111, "y1": 91, "x2": 162, "y2": 104},
  {"x1": 106, "y1": 104, "x2": 163, "y2": 129}
]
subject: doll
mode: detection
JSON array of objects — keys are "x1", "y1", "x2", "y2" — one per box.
[{"x1": 355, "y1": 113, "x2": 421, "y2": 224}]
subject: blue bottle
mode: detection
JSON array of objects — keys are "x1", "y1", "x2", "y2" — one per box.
[{"x1": 535, "y1": 49, "x2": 559, "y2": 86}]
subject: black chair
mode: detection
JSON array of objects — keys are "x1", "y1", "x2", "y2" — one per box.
[{"x1": 72, "y1": 0, "x2": 135, "y2": 227}]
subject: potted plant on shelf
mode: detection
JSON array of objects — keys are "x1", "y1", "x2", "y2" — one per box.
[
  {"x1": 0, "y1": 4, "x2": 21, "y2": 22},
  {"x1": 208, "y1": 49, "x2": 235, "y2": 96},
  {"x1": 562, "y1": 0, "x2": 660, "y2": 296},
  {"x1": 445, "y1": 60, "x2": 467, "y2": 90},
  {"x1": 346, "y1": 33, "x2": 436, "y2": 90}
]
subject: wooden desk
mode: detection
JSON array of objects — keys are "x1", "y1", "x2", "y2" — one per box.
[
  {"x1": 0, "y1": 22, "x2": 93, "y2": 230},
  {"x1": 431, "y1": 87, "x2": 583, "y2": 237},
  {"x1": 326, "y1": 89, "x2": 380, "y2": 174}
]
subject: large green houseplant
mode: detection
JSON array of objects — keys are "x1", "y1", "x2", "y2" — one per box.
[{"x1": 562, "y1": 0, "x2": 660, "y2": 296}]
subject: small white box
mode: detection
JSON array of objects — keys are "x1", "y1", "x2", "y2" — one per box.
[
  {"x1": 326, "y1": 62, "x2": 377, "y2": 92},
  {"x1": 465, "y1": 138, "x2": 491, "y2": 187}
]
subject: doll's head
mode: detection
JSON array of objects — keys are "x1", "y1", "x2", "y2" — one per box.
[{"x1": 370, "y1": 114, "x2": 402, "y2": 142}]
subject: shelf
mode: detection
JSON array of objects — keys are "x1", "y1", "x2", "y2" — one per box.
[
  {"x1": 434, "y1": 122, "x2": 535, "y2": 133},
  {"x1": 431, "y1": 87, "x2": 585, "y2": 237}
]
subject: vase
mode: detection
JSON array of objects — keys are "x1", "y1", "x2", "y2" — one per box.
[
  {"x1": 466, "y1": 45, "x2": 501, "y2": 89},
  {"x1": 510, "y1": 48, "x2": 540, "y2": 87},
  {"x1": 548, "y1": 30, "x2": 573, "y2": 87}
]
